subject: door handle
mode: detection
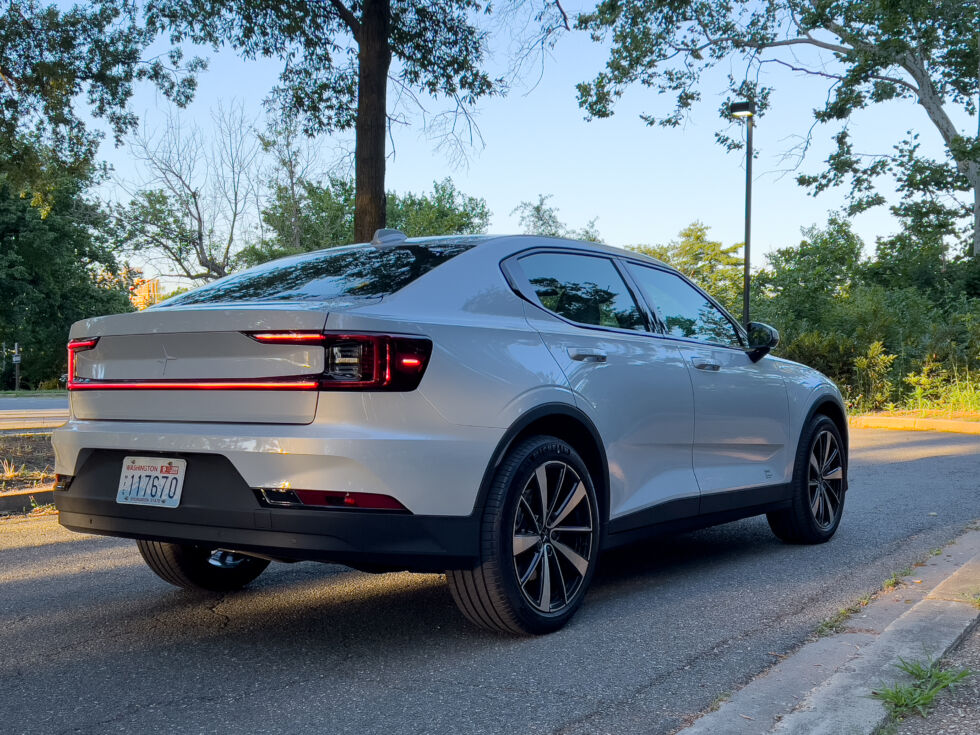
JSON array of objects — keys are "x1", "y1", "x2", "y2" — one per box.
[
  {"x1": 568, "y1": 348, "x2": 607, "y2": 363},
  {"x1": 691, "y1": 358, "x2": 721, "y2": 371}
]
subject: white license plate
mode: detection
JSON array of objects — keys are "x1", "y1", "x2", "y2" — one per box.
[{"x1": 117, "y1": 456, "x2": 187, "y2": 508}]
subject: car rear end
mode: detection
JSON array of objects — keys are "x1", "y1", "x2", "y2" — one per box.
[{"x1": 52, "y1": 240, "x2": 509, "y2": 571}]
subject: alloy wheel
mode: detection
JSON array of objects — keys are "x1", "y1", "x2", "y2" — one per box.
[
  {"x1": 512, "y1": 460, "x2": 595, "y2": 614},
  {"x1": 808, "y1": 430, "x2": 844, "y2": 530}
]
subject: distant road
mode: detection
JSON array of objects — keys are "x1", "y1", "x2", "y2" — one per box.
[
  {"x1": 0, "y1": 395, "x2": 68, "y2": 430},
  {"x1": 0, "y1": 395, "x2": 68, "y2": 411}
]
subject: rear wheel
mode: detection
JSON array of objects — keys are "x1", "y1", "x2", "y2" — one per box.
[
  {"x1": 136, "y1": 540, "x2": 270, "y2": 592},
  {"x1": 447, "y1": 436, "x2": 600, "y2": 635},
  {"x1": 767, "y1": 415, "x2": 846, "y2": 544}
]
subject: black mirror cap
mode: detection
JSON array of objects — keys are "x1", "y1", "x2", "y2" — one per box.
[{"x1": 746, "y1": 322, "x2": 779, "y2": 362}]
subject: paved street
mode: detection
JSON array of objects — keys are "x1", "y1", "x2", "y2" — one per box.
[
  {"x1": 0, "y1": 395, "x2": 68, "y2": 411},
  {"x1": 1, "y1": 428, "x2": 978, "y2": 735}
]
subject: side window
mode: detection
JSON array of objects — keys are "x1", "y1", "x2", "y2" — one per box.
[
  {"x1": 627, "y1": 264, "x2": 743, "y2": 347},
  {"x1": 518, "y1": 253, "x2": 647, "y2": 331}
]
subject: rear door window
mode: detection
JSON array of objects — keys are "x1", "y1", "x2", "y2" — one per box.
[
  {"x1": 627, "y1": 264, "x2": 743, "y2": 347},
  {"x1": 517, "y1": 252, "x2": 647, "y2": 331}
]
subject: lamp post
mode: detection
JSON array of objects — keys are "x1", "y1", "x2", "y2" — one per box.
[{"x1": 730, "y1": 100, "x2": 756, "y2": 327}]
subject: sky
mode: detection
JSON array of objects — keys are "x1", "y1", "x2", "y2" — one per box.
[{"x1": 93, "y1": 0, "x2": 967, "y2": 278}]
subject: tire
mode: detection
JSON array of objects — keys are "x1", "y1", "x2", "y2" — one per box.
[
  {"x1": 447, "y1": 435, "x2": 601, "y2": 635},
  {"x1": 767, "y1": 415, "x2": 847, "y2": 544},
  {"x1": 136, "y1": 540, "x2": 270, "y2": 592}
]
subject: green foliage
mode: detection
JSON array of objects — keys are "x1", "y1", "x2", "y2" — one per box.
[
  {"x1": 238, "y1": 177, "x2": 490, "y2": 268},
  {"x1": 575, "y1": 0, "x2": 980, "y2": 253},
  {"x1": 633, "y1": 222, "x2": 742, "y2": 313},
  {"x1": 512, "y1": 195, "x2": 604, "y2": 242},
  {"x1": 0, "y1": 0, "x2": 203, "y2": 207},
  {"x1": 873, "y1": 657, "x2": 971, "y2": 720},
  {"x1": 0, "y1": 180, "x2": 133, "y2": 388},
  {"x1": 852, "y1": 342, "x2": 897, "y2": 412}
]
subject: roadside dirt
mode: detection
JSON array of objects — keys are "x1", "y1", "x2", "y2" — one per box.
[{"x1": 0, "y1": 433, "x2": 55, "y2": 494}]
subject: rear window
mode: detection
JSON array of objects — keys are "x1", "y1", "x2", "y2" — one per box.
[{"x1": 161, "y1": 242, "x2": 476, "y2": 306}]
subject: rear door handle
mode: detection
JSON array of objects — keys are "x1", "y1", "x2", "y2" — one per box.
[
  {"x1": 568, "y1": 348, "x2": 607, "y2": 363},
  {"x1": 691, "y1": 358, "x2": 721, "y2": 371}
]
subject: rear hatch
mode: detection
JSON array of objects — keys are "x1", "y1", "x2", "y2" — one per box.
[{"x1": 69, "y1": 305, "x2": 329, "y2": 424}]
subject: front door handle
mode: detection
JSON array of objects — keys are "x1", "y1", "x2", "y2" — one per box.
[
  {"x1": 568, "y1": 348, "x2": 607, "y2": 363},
  {"x1": 691, "y1": 358, "x2": 721, "y2": 371}
]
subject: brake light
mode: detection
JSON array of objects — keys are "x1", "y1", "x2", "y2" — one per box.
[
  {"x1": 246, "y1": 332, "x2": 432, "y2": 391},
  {"x1": 257, "y1": 487, "x2": 409, "y2": 511},
  {"x1": 67, "y1": 338, "x2": 99, "y2": 389}
]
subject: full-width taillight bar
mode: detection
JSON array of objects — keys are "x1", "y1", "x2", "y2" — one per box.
[{"x1": 66, "y1": 333, "x2": 432, "y2": 392}]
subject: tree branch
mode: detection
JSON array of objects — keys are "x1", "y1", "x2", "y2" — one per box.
[
  {"x1": 553, "y1": 0, "x2": 571, "y2": 32},
  {"x1": 327, "y1": 0, "x2": 361, "y2": 37}
]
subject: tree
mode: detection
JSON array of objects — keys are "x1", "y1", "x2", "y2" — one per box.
[
  {"x1": 237, "y1": 176, "x2": 491, "y2": 267},
  {"x1": 145, "y1": 0, "x2": 567, "y2": 242},
  {"x1": 0, "y1": 179, "x2": 132, "y2": 388},
  {"x1": 576, "y1": 0, "x2": 980, "y2": 254},
  {"x1": 111, "y1": 103, "x2": 262, "y2": 282},
  {"x1": 512, "y1": 194, "x2": 603, "y2": 241},
  {"x1": 632, "y1": 222, "x2": 743, "y2": 313},
  {"x1": 755, "y1": 216, "x2": 865, "y2": 327},
  {"x1": 0, "y1": 0, "x2": 203, "y2": 206}
]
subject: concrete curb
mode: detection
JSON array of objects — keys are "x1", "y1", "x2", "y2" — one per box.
[
  {"x1": 0, "y1": 488, "x2": 55, "y2": 514},
  {"x1": 677, "y1": 527, "x2": 980, "y2": 735},
  {"x1": 849, "y1": 415, "x2": 980, "y2": 435}
]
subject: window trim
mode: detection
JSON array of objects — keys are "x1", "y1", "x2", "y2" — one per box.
[
  {"x1": 619, "y1": 259, "x2": 748, "y2": 350},
  {"x1": 501, "y1": 248, "x2": 657, "y2": 336}
]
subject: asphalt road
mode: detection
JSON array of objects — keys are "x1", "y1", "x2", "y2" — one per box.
[
  {"x1": 2, "y1": 428, "x2": 978, "y2": 735},
  {"x1": 0, "y1": 395, "x2": 68, "y2": 411}
]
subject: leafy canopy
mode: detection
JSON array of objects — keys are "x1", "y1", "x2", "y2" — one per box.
[
  {"x1": 0, "y1": 1, "x2": 203, "y2": 202},
  {"x1": 576, "y1": 0, "x2": 980, "y2": 252}
]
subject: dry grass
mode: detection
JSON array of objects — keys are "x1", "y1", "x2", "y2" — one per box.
[{"x1": 0, "y1": 433, "x2": 55, "y2": 494}]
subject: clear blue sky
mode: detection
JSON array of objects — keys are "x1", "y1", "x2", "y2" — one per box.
[{"x1": 96, "y1": 1, "x2": 958, "y2": 272}]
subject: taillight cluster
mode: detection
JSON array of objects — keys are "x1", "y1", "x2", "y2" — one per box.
[{"x1": 249, "y1": 332, "x2": 432, "y2": 391}]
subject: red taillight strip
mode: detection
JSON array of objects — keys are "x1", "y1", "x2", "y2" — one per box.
[
  {"x1": 69, "y1": 378, "x2": 319, "y2": 391},
  {"x1": 248, "y1": 332, "x2": 327, "y2": 344},
  {"x1": 67, "y1": 338, "x2": 100, "y2": 391}
]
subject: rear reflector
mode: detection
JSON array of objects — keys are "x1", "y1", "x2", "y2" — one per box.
[{"x1": 257, "y1": 488, "x2": 409, "y2": 512}]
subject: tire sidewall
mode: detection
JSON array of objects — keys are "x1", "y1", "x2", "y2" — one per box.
[
  {"x1": 487, "y1": 436, "x2": 601, "y2": 634},
  {"x1": 793, "y1": 416, "x2": 846, "y2": 541}
]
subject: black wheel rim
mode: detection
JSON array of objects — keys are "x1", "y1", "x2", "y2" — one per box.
[
  {"x1": 512, "y1": 460, "x2": 594, "y2": 614},
  {"x1": 808, "y1": 430, "x2": 844, "y2": 530}
]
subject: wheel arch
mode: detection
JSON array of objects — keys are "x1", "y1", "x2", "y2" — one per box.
[{"x1": 473, "y1": 403, "x2": 609, "y2": 524}]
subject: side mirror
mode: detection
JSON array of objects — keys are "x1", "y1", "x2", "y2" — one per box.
[{"x1": 746, "y1": 322, "x2": 779, "y2": 362}]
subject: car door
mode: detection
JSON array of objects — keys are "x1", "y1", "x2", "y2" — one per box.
[
  {"x1": 509, "y1": 250, "x2": 700, "y2": 527},
  {"x1": 624, "y1": 262, "x2": 791, "y2": 512}
]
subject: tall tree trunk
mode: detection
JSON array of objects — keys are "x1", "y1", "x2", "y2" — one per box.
[
  {"x1": 353, "y1": 0, "x2": 391, "y2": 243},
  {"x1": 974, "y1": 178, "x2": 979, "y2": 256}
]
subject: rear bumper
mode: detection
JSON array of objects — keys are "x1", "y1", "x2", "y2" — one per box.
[{"x1": 55, "y1": 449, "x2": 480, "y2": 571}]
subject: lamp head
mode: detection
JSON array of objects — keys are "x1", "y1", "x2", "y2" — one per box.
[{"x1": 730, "y1": 100, "x2": 756, "y2": 118}]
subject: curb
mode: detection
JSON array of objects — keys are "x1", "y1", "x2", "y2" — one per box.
[
  {"x1": 677, "y1": 527, "x2": 980, "y2": 735},
  {"x1": 0, "y1": 489, "x2": 55, "y2": 514},
  {"x1": 849, "y1": 415, "x2": 980, "y2": 435},
  {"x1": 0, "y1": 409, "x2": 67, "y2": 431}
]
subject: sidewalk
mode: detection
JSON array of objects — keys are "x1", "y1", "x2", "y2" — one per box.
[{"x1": 677, "y1": 527, "x2": 980, "y2": 735}]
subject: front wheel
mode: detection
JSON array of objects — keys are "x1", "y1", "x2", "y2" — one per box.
[
  {"x1": 136, "y1": 540, "x2": 270, "y2": 592},
  {"x1": 447, "y1": 435, "x2": 601, "y2": 635},
  {"x1": 767, "y1": 415, "x2": 846, "y2": 544}
]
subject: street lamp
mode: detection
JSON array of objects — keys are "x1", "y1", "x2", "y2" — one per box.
[{"x1": 730, "y1": 100, "x2": 756, "y2": 327}]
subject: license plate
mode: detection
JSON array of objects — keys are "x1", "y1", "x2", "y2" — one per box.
[{"x1": 117, "y1": 456, "x2": 186, "y2": 508}]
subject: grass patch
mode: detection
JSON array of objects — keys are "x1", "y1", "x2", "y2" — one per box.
[
  {"x1": 883, "y1": 567, "x2": 914, "y2": 592},
  {"x1": 872, "y1": 657, "x2": 972, "y2": 720},
  {"x1": 815, "y1": 595, "x2": 873, "y2": 637}
]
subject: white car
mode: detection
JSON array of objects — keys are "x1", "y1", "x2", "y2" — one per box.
[{"x1": 53, "y1": 231, "x2": 848, "y2": 634}]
